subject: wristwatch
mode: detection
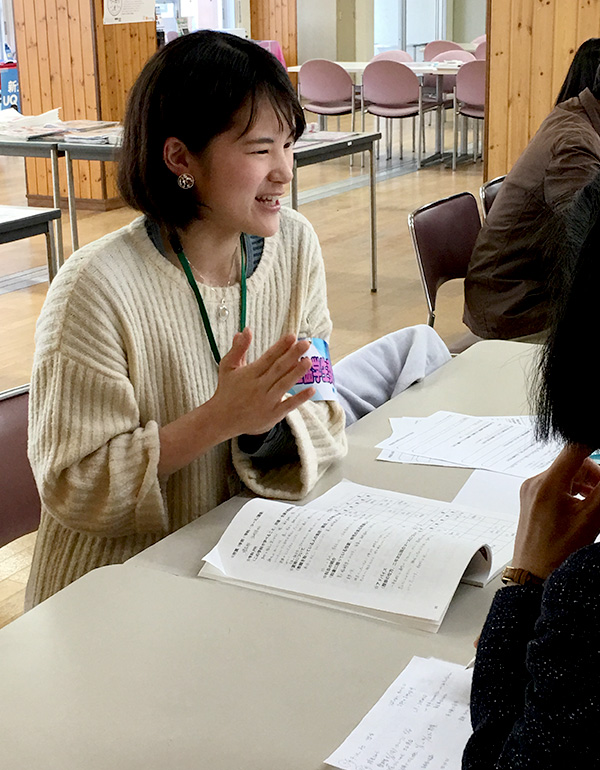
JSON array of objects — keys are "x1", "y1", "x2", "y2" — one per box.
[{"x1": 501, "y1": 566, "x2": 545, "y2": 586}]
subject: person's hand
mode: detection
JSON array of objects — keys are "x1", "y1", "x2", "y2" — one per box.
[
  {"x1": 211, "y1": 328, "x2": 315, "y2": 437},
  {"x1": 513, "y1": 444, "x2": 600, "y2": 579}
]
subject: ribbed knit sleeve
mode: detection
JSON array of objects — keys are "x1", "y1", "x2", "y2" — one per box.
[
  {"x1": 232, "y1": 209, "x2": 347, "y2": 499},
  {"x1": 29, "y1": 352, "x2": 165, "y2": 536}
]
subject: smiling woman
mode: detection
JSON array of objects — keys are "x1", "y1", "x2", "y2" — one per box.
[{"x1": 25, "y1": 31, "x2": 347, "y2": 608}]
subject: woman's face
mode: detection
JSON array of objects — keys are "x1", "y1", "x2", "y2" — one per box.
[{"x1": 188, "y1": 101, "x2": 295, "y2": 240}]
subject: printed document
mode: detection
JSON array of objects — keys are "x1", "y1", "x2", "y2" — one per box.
[
  {"x1": 377, "y1": 412, "x2": 561, "y2": 477},
  {"x1": 325, "y1": 656, "x2": 472, "y2": 770},
  {"x1": 201, "y1": 481, "x2": 517, "y2": 631}
]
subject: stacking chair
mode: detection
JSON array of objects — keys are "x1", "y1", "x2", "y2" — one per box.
[
  {"x1": 370, "y1": 50, "x2": 413, "y2": 63},
  {"x1": 362, "y1": 60, "x2": 436, "y2": 166},
  {"x1": 452, "y1": 60, "x2": 486, "y2": 170},
  {"x1": 408, "y1": 192, "x2": 481, "y2": 327},
  {"x1": 471, "y1": 34, "x2": 486, "y2": 46},
  {"x1": 423, "y1": 40, "x2": 465, "y2": 60},
  {"x1": 480, "y1": 175, "x2": 506, "y2": 218},
  {"x1": 423, "y1": 50, "x2": 476, "y2": 102},
  {"x1": 299, "y1": 59, "x2": 358, "y2": 130},
  {"x1": 0, "y1": 385, "x2": 40, "y2": 548},
  {"x1": 475, "y1": 40, "x2": 487, "y2": 60}
]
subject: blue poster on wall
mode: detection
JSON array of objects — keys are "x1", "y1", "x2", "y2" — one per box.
[{"x1": 0, "y1": 65, "x2": 21, "y2": 112}]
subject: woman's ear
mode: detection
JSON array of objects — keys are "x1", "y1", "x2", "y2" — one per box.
[{"x1": 163, "y1": 137, "x2": 193, "y2": 176}]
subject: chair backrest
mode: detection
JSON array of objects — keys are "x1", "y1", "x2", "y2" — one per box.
[
  {"x1": 480, "y1": 175, "x2": 506, "y2": 217},
  {"x1": 423, "y1": 50, "x2": 476, "y2": 89},
  {"x1": 455, "y1": 59, "x2": 486, "y2": 107},
  {"x1": 408, "y1": 192, "x2": 481, "y2": 326},
  {"x1": 471, "y1": 34, "x2": 486, "y2": 46},
  {"x1": 371, "y1": 49, "x2": 413, "y2": 63},
  {"x1": 424, "y1": 40, "x2": 465, "y2": 60},
  {"x1": 0, "y1": 385, "x2": 40, "y2": 548},
  {"x1": 362, "y1": 60, "x2": 419, "y2": 106},
  {"x1": 299, "y1": 59, "x2": 353, "y2": 104},
  {"x1": 474, "y1": 40, "x2": 487, "y2": 60},
  {"x1": 165, "y1": 30, "x2": 178, "y2": 44}
]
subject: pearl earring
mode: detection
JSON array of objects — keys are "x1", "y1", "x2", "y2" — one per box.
[{"x1": 177, "y1": 172, "x2": 195, "y2": 190}]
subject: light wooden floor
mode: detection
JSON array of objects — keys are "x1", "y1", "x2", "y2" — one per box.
[{"x1": 0, "y1": 114, "x2": 483, "y2": 628}]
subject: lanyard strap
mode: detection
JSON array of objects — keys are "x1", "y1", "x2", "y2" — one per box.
[{"x1": 171, "y1": 233, "x2": 247, "y2": 365}]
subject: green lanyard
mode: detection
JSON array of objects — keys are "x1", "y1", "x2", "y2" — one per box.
[{"x1": 170, "y1": 233, "x2": 247, "y2": 365}]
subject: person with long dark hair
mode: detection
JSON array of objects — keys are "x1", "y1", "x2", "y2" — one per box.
[
  {"x1": 25, "y1": 31, "x2": 347, "y2": 607},
  {"x1": 464, "y1": 38, "x2": 600, "y2": 342},
  {"x1": 462, "y1": 171, "x2": 600, "y2": 768}
]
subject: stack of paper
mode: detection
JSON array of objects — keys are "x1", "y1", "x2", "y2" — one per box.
[
  {"x1": 377, "y1": 411, "x2": 562, "y2": 478},
  {"x1": 200, "y1": 480, "x2": 519, "y2": 632}
]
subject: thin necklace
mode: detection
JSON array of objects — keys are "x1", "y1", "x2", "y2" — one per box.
[
  {"x1": 188, "y1": 244, "x2": 239, "y2": 321},
  {"x1": 169, "y1": 231, "x2": 247, "y2": 365}
]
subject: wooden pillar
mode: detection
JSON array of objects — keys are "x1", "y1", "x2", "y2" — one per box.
[
  {"x1": 485, "y1": 0, "x2": 600, "y2": 180},
  {"x1": 13, "y1": 0, "x2": 156, "y2": 210},
  {"x1": 249, "y1": 0, "x2": 298, "y2": 69}
]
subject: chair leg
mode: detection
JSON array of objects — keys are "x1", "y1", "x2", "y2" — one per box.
[
  {"x1": 412, "y1": 116, "x2": 416, "y2": 153},
  {"x1": 417, "y1": 108, "x2": 422, "y2": 169},
  {"x1": 399, "y1": 118, "x2": 403, "y2": 160},
  {"x1": 376, "y1": 116, "x2": 380, "y2": 159},
  {"x1": 386, "y1": 119, "x2": 393, "y2": 160},
  {"x1": 474, "y1": 120, "x2": 479, "y2": 162},
  {"x1": 452, "y1": 90, "x2": 457, "y2": 171}
]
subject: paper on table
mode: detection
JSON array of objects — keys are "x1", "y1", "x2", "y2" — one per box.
[
  {"x1": 377, "y1": 412, "x2": 561, "y2": 477},
  {"x1": 309, "y1": 480, "x2": 517, "y2": 585},
  {"x1": 377, "y1": 417, "x2": 471, "y2": 467},
  {"x1": 452, "y1": 469, "x2": 523, "y2": 518},
  {"x1": 325, "y1": 656, "x2": 473, "y2": 770}
]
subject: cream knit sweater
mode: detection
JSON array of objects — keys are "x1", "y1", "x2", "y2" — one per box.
[{"x1": 26, "y1": 208, "x2": 347, "y2": 607}]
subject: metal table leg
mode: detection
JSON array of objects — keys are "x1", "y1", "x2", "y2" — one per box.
[
  {"x1": 369, "y1": 143, "x2": 377, "y2": 293},
  {"x1": 50, "y1": 147, "x2": 64, "y2": 269},
  {"x1": 65, "y1": 151, "x2": 79, "y2": 252}
]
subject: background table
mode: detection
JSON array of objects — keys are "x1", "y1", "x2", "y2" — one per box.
[
  {"x1": 0, "y1": 139, "x2": 64, "y2": 268},
  {"x1": 0, "y1": 341, "x2": 537, "y2": 769},
  {"x1": 292, "y1": 131, "x2": 381, "y2": 291}
]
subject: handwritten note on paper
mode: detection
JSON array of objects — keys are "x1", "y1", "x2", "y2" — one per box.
[{"x1": 325, "y1": 657, "x2": 473, "y2": 770}]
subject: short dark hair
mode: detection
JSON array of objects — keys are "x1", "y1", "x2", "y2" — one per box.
[
  {"x1": 555, "y1": 38, "x2": 600, "y2": 104},
  {"x1": 535, "y1": 170, "x2": 600, "y2": 447},
  {"x1": 118, "y1": 31, "x2": 305, "y2": 230}
]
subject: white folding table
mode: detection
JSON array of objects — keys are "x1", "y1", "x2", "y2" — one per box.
[{"x1": 0, "y1": 341, "x2": 538, "y2": 769}]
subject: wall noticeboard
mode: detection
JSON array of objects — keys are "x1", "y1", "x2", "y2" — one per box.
[{"x1": 103, "y1": 0, "x2": 155, "y2": 25}]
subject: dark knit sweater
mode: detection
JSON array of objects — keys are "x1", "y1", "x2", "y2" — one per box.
[{"x1": 463, "y1": 543, "x2": 600, "y2": 768}]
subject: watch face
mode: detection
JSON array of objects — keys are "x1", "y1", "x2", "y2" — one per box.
[{"x1": 107, "y1": 0, "x2": 123, "y2": 16}]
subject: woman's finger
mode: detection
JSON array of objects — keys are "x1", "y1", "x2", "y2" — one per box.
[{"x1": 252, "y1": 333, "x2": 300, "y2": 376}]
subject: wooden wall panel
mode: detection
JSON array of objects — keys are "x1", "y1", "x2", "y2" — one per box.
[
  {"x1": 486, "y1": 0, "x2": 600, "y2": 179},
  {"x1": 13, "y1": 0, "x2": 155, "y2": 208},
  {"x1": 249, "y1": 0, "x2": 297, "y2": 68}
]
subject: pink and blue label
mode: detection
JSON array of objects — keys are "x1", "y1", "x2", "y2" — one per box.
[{"x1": 289, "y1": 337, "x2": 337, "y2": 402}]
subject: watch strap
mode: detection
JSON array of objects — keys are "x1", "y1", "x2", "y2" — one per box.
[{"x1": 501, "y1": 566, "x2": 545, "y2": 586}]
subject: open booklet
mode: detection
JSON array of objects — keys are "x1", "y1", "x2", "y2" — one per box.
[{"x1": 199, "y1": 480, "x2": 517, "y2": 632}]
